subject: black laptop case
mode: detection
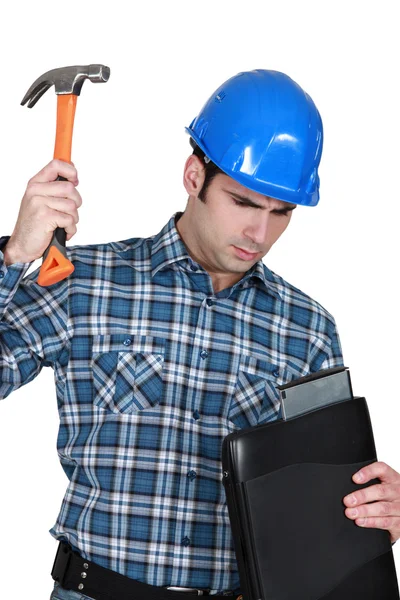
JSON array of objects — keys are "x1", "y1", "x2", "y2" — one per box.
[{"x1": 222, "y1": 386, "x2": 399, "y2": 599}]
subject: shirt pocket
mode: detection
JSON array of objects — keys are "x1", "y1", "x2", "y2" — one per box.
[
  {"x1": 92, "y1": 333, "x2": 166, "y2": 415},
  {"x1": 228, "y1": 354, "x2": 293, "y2": 429}
]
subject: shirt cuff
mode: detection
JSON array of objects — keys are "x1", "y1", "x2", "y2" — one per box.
[
  {"x1": 0, "y1": 242, "x2": 35, "y2": 308},
  {"x1": 0, "y1": 235, "x2": 11, "y2": 253}
]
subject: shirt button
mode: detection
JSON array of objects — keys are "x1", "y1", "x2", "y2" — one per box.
[
  {"x1": 206, "y1": 298, "x2": 214, "y2": 307},
  {"x1": 187, "y1": 470, "x2": 197, "y2": 481},
  {"x1": 123, "y1": 338, "x2": 132, "y2": 346},
  {"x1": 192, "y1": 410, "x2": 200, "y2": 421},
  {"x1": 182, "y1": 536, "x2": 190, "y2": 547},
  {"x1": 0, "y1": 271, "x2": 4, "y2": 279},
  {"x1": 273, "y1": 369, "x2": 279, "y2": 377},
  {"x1": 200, "y1": 350, "x2": 209, "y2": 359},
  {"x1": 190, "y1": 264, "x2": 198, "y2": 271}
]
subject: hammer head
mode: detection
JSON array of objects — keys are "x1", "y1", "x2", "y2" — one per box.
[{"x1": 21, "y1": 64, "x2": 110, "y2": 108}]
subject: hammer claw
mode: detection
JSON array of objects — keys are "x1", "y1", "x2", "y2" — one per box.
[{"x1": 21, "y1": 82, "x2": 53, "y2": 108}]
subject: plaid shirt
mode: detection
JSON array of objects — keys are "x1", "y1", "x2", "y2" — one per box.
[{"x1": 0, "y1": 212, "x2": 344, "y2": 593}]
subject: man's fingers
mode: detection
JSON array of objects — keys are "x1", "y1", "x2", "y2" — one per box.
[
  {"x1": 28, "y1": 159, "x2": 78, "y2": 185},
  {"x1": 345, "y1": 498, "x2": 400, "y2": 520},
  {"x1": 45, "y1": 208, "x2": 77, "y2": 235},
  {"x1": 28, "y1": 181, "x2": 82, "y2": 207},
  {"x1": 350, "y1": 516, "x2": 400, "y2": 544},
  {"x1": 352, "y1": 461, "x2": 400, "y2": 485},
  {"x1": 66, "y1": 225, "x2": 78, "y2": 241},
  {"x1": 44, "y1": 198, "x2": 80, "y2": 223},
  {"x1": 343, "y1": 483, "x2": 400, "y2": 508}
]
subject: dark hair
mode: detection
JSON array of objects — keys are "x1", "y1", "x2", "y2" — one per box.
[{"x1": 190, "y1": 138, "x2": 224, "y2": 202}]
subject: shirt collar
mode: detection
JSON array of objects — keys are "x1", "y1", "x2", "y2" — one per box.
[
  {"x1": 150, "y1": 212, "x2": 283, "y2": 301},
  {"x1": 151, "y1": 212, "x2": 191, "y2": 277},
  {"x1": 248, "y1": 260, "x2": 281, "y2": 298}
]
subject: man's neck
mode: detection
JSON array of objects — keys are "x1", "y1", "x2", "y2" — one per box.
[{"x1": 175, "y1": 212, "x2": 243, "y2": 294}]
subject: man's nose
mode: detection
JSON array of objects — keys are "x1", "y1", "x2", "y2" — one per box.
[{"x1": 243, "y1": 213, "x2": 270, "y2": 246}]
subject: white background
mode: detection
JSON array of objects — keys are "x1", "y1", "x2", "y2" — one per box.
[{"x1": 0, "y1": 0, "x2": 399, "y2": 597}]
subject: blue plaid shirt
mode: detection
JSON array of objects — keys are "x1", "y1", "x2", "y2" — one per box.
[{"x1": 0, "y1": 212, "x2": 344, "y2": 593}]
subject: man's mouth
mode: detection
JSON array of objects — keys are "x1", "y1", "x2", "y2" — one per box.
[{"x1": 233, "y1": 246, "x2": 259, "y2": 261}]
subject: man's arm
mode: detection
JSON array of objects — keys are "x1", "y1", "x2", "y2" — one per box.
[
  {"x1": 311, "y1": 315, "x2": 345, "y2": 372},
  {"x1": 0, "y1": 159, "x2": 81, "y2": 401},
  {"x1": 0, "y1": 243, "x2": 69, "y2": 401}
]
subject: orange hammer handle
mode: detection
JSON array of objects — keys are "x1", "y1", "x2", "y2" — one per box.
[
  {"x1": 53, "y1": 94, "x2": 77, "y2": 162},
  {"x1": 37, "y1": 94, "x2": 77, "y2": 287}
]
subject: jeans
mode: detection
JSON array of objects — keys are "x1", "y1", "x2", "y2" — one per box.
[{"x1": 49, "y1": 581, "x2": 95, "y2": 600}]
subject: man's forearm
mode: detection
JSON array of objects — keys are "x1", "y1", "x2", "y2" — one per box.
[{"x1": 2, "y1": 238, "x2": 30, "y2": 267}]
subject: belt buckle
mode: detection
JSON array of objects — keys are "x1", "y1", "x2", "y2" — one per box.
[
  {"x1": 166, "y1": 586, "x2": 208, "y2": 595},
  {"x1": 51, "y1": 542, "x2": 72, "y2": 587}
]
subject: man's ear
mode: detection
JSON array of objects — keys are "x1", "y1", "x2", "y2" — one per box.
[{"x1": 183, "y1": 155, "x2": 206, "y2": 197}]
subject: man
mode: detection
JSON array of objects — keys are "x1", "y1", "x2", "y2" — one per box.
[{"x1": 0, "y1": 69, "x2": 399, "y2": 600}]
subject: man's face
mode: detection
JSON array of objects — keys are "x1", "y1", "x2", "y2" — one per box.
[{"x1": 180, "y1": 160, "x2": 296, "y2": 278}]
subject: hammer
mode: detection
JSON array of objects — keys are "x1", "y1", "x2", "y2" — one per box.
[{"x1": 21, "y1": 64, "x2": 110, "y2": 287}]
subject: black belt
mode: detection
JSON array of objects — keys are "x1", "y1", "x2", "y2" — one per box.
[{"x1": 51, "y1": 541, "x2": 242, "y2": 600}]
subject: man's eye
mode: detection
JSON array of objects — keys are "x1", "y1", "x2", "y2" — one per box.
[
  {"x1": 232, "y1": 199, "x2": 249, "y2": 207},
  {"x1": 270, "y1": 209, "x2": 292, "y2": 216},
  {"x1": 232, "y1": 198, "x2": 291, "y2": 215}
]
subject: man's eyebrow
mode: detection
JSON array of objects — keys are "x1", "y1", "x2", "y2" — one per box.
[{"x1": 226, "y1": 190, "x2": 297, "y2": 212}]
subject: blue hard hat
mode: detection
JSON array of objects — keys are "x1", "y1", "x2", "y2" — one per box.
[{"x1": 185, "y1": 69, "x2": 323, "y2": 206}]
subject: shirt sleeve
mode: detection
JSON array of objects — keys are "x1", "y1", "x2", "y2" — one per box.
[
  {"x1": 0, "y1": 245, "x2": 69, "y2": 402},
  {"x1": 310, "y1": 315, "x2": 345, "y2": 373},
  {"x1": 318, "y1": 317, "x2": 345, "y2": 371}
]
